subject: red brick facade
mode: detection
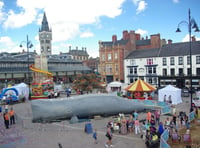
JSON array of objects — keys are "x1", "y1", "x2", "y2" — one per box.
[{"x1": 99, "y1": 30, "x2": 165, "y2": 83}]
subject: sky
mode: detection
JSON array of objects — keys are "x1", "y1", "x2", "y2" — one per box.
[{"x1": 0, "y1": 0, "x2": 200, "y2": 58}]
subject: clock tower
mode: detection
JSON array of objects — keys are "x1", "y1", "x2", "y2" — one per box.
[{"x1": 39, "y1": 12, "x2": 52, "y2": 56}]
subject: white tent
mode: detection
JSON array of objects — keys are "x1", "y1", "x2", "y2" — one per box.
[
  {"x1": 106, "y1": 81, "x2": 128, "y2": 93},
  {"x1": 158, "y1": 85, "x2": 182, "y2": 105},
  {"x1": 12, "y1": 83, "x2": 29, "y2": 100}
]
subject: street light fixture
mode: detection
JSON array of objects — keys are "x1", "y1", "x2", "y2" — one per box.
[
  {"x1": 176, "y1": 9, "x2": 199, "y2": 111},
  {"x1": 20, "y1": 35, "x2": 33, "y2": 100}
]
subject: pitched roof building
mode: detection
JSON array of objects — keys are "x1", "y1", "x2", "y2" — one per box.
[
  {"x1": 98, "y1": 30, "x2": 166, "y2": 83},
  {"x1": 124, "y1": 40, "x2": 200, "y2": 89}
]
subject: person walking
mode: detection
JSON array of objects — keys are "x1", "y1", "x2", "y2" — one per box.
[
  {"x1": 3, "y1": 111, "x2": 10, "y2": 129},
  {"x1": 93, "y1": 129, "x2": 98, "y2": 144},
  {"x1": 9, "y1": 107, "x2": 15, "y2": 125},
  {"x1": 154, "y1": 110, "x2": 160, "y2": 125},
  {"x1": 146, "y1": 111, "x2": 151, "y2": 122},
  {"x1": 105, "y1": 125, "x2": 114, "y2": 147},
  {"x1": 134, "y1": 118, "x2": 141, "y2": 135}
]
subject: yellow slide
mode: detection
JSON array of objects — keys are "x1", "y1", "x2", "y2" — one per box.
[{"x1": 30, "y1": 64, "x2": 53, "y2": 77}]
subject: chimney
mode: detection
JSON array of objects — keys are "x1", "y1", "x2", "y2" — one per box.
[
  {"x1": 69, "y1": 46, "x2": 71, "y2": 51},
  {"x1": 146, "y1": 36, "x2": 148, "y2": 40},
  {"x1": 168, "y1": 39, "x2": 172, "y2": 44},
  {"x1": 60, "y1": 52, "x2": 62, "y2": 55},
  {"x1": 34, "y1": 50, "x2": 36, "y2": 53},
  {"x1": 135, "y1": 34, "x2": 140, "y2": 40},
  {"x1": 76, "y1": 46, "x2": 78, "y2": 50},
  {"x1": 192, "y1": 36, "x2": 196, "y2": 41},
  {"x1": 122, "y1": 30, "x2": 128, "y2": 40},
  {"x1": 112, "y1": 35, "x2": 117, "y2": 42}
]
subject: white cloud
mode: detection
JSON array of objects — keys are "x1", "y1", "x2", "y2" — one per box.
[
  {"x1": 80, "y1": 31, "x2": 94, "y2": 38},
  {"x1": 132, "y1": 0, "x2": 147, "y2": 14},
  {"x1": 182, "y1": 34, "x2": 200, "y2": 42},
  {"x1": 0, "y1": 36, "x2": 19, "y2": 53},
  {"x1": 172, "y1": 0, "x2": 179, "y2": 3},
  {"x1": 2, "y1": 0, "x2": 125, "y2": 41},
  {"x1": 135, "y1": 28, "x2": 148, "y2": 36}
]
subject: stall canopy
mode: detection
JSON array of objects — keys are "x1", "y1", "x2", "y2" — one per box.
[
  {"x1": 125, "y1": 79, "x2": 156, "y2": 92},
  {"x1": 158, "y1": 85, "x2": 182, "y2": 105},
  {"x1": 106, "y1": 81, "x2": 127, "y2": 92}
]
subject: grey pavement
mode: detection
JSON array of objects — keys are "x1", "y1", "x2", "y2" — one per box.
[{"x1": 0, "y1": 95, "x2": 191, "y2": 148}]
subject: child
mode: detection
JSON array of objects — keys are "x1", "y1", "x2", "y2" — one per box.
[{"x1": 93, "y1": 129, "x2": 98, "y2": 144}]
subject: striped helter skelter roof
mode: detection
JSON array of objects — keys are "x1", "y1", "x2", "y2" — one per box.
[{"x1": 125, "y1": 79, "x2": 156, "y2": 92}]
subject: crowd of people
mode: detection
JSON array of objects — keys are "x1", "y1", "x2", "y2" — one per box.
[{"x1": 101, "y1": 107, "x2": 199, "y2": 148}]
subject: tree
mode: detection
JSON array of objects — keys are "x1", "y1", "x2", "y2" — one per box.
[{"x1": 72, "y1": 73, "x2": 104, "y2": 92}]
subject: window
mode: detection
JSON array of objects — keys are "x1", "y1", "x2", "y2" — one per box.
[
  {"x1": 129, "y1": 68, "x2": 133, "y2": 74},
  {"x1": 187, "y1": 68, "x2": 191, "y2": 75},
  {"x1": 129, "y1": 67, "x2": 137, "y2": 74},
  {"x1": 147, "y1": 67, "x2": 156, "y2": 74},
  {"x1": 106, "y1": 64, "x2": 112, "y2": 73},
  {"x1": 187, "y1": 56, "x2": 190, "y2": 65},
  {"x1": 163, "y1": 69, "x2": 167, "y2": 76},
  {"x1": 46, "y1": 40, "x2": 50, "y2": 43},
  {"x1": 179, "y1": 68, "x2": 183, "y2": 76},
  {"x1": 178, "y1": 57, "x2": 183, "y2": 65},
  {"x1": 134, "y1": 67, "x2": 137, "y2": 74},
  {"x1": 197, "y1": 68, "x2": 200, "y2": 75},
  {"x1": 147, "y1": 67, "x2": 152, "y2": 74},
  {"x1": 115, "y1": 64, "x2": 118, "y2": 72},
  {"x1": 170, "y1": 57, "x2": 174, "y2": 65},
  {"x1": 130, "y1": 59, "x2": 136, "y2": 66},
  {"x1": 170, "y1": 68, "x2": 175, "y2": 76},
  {"x1": 107, "y1": 53, "x2": 112, "y2": 61},
  {"x1": 101, "y1": 54, "x2": 105, "y2": 61},
  {"x1": 147, "y1": 59, "x2": 153, "y2": 65},
  {"x1": 196, "y1": 56, "x2": 200, "y2": 64},
  {"x1": 162, "y1": 58, "x2": 167, "y2": 66},
  {"x1": 130, "y1": 78, "x2": 134, "y2": 83},
  {"x1": 114, "y1": 53, "x2": 118, "y2": 59}
]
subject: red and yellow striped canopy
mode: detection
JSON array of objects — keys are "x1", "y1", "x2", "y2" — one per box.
[{"x1": 125, "y1": 79, "x2": 156, "y2": 92}]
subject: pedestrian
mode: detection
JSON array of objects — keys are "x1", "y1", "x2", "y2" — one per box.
[
  {"x1": 146, "y1": 111, "x2": 151, "y2": 122},
  {"x1": 3, "y1": 111, "x2": 9, "y2": 129},
  {"x1": 154, "y1": 110, "x2": 160, "y2": 125},
  {"x1": 133, "y1": 110, "x2": 138, "y2": 121},
  {"x1": 93, "y1": 129, "x2": 98, "y2": 144},
  {"x1": 134, "y1": 118, "x2": 141, "y2": 135},
  {"x1": 9, "y1": 107, "x2": 15, "y2": 125},
  {"x1": 141, "y1": 121, "x2": 146, "y2": 140},
  {"x1": 105, "y1": 125, "x2": 114, "y2": 147}
]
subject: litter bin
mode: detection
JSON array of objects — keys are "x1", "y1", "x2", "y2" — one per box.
[{"x1": 84, "y1": 122, "x2": 93, "y2": 134}]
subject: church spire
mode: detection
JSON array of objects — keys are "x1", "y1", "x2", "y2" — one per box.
[{"x1": 40, "y1": 12, "x2": 50, "y2": 32}]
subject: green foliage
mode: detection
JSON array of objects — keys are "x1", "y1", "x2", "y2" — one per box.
[{"x1": 72, "y1": 73, "x2": 104, "y2": 92}]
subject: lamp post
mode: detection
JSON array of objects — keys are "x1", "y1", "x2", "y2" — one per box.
[
  {"x1": 176, "y1": 9, "x2": 199, "y2": 111},
  {"x1": 20, "y1": 35, "x2": 33, "y2": 100}
]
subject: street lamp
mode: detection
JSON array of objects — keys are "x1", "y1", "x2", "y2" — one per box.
[
  {"x1": 20, "y1": 35, "x2": 33, "y2": 100},
  {"x1": 176, "y1": 9, "x2": 199, "y2": 111}
]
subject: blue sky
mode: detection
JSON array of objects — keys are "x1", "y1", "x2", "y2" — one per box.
[{"x1": 0, "y1": 0, "x2": 199, "y2": 58}]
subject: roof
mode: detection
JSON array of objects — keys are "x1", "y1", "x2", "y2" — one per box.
[
  {"x1": 126, "y1": 48, "x2": 160, "y2": 59},
  {"x1": 100, "y1": 39, "x2": 128, "y2": 47},
  {"x1": 39, "y1": 12, "x2": 51, "y2": 32},
  {"x1": 125, "y1": 41, "x2": 200, "y2": 59},
  {"x1": 68, "y1": 49, "x2": 89, "y2": 56}
]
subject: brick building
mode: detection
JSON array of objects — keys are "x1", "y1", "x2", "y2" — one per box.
[{"x1": 98, "y1": 30, "x2": 166, "y2": 83}]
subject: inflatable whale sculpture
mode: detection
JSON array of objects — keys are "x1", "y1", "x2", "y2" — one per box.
[{"x1": 31, "y1": 94, "x2": 156, "y2": 122}]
